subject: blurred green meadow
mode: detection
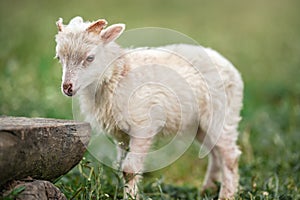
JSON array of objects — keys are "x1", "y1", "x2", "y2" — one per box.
[{"x1": 1, "y1": 0, "x2": 299, "y2": 199}]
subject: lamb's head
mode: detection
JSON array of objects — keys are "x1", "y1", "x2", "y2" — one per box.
[{"x1": 55, "y1": 16, "x2": 125, "y2": 97}]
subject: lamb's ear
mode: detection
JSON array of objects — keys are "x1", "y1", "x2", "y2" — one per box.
[
  {"x1": 86, "y1": 19, "x2": 108, "y2": 34},
  {"x1": 101, "y1": 24, "x2": 125, "y2": 44},
  {"x1": 56, "y1": 18, "x2": 64, "y2": 32}
]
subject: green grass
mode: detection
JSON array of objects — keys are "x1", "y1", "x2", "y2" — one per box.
[{"x1": 1, "y1": 0, "x2": 300, "y2": 199}]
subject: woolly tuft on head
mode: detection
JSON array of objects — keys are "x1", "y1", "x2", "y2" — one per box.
[
  {"x1": 56, "y1": 16, "x2": 100, "y2": 33},
  {"x1": 55, "y1": 16, "x2": 125, "y2": 44}
]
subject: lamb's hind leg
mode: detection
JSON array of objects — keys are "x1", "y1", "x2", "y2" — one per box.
[
  {"x1": 197, "y1": 126, "x2": 240, "y2": 199},
  {"x1": 201, "y1": 148, "x2": 221, "y2": 193},
  {"x1": 196, "y1": 130, "x2": 221, "y2": 194},
  {"x1": 217, "y1": 130, "x2": 241, "y2": 200},
  {"x1": 122, "y1": 136, "x2": 153, "y2": 199}
]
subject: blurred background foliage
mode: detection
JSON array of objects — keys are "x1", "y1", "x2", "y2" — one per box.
[{"x1": 0, "y1": 0, "x2": 299, "y2": 199}]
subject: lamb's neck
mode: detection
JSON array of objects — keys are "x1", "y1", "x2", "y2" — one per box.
[
  {"x1": 81, "y1": 81, "x2": 98, "y2": 98},
  {"x1": 77, "y1": 81, "x2": 97, "y2": 127},
  {"x1": 79, "y1": 44, "x2": 129, "y2": 132}
]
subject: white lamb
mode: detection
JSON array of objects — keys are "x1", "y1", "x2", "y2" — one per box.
[{"x1": 55, "y1": 16, "x2": 243, "y2": 200}]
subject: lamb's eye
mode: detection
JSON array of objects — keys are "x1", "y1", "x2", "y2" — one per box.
[
  {"x1": 86, "y1": 55, "x2": 95, "y2": 62},
  {"x1": 56, "y1": 55, "x2": 60, "y2": 61}
]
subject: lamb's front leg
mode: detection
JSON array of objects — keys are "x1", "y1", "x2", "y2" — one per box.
[{"x1": 122, "y1": 136, "x2": 153, "y2": 199}]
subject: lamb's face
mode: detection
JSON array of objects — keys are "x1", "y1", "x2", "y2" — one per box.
[
  {"x1": 54, "y1": 17, "x2": 125, "y2": 97},
  {"x1": 56, "y1": 32, "x2": 101, "y2": 96}
]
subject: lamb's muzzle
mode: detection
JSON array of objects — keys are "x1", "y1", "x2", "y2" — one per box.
[{"x1": 62, "y1": 82, "x2": 73, "y2": 96}]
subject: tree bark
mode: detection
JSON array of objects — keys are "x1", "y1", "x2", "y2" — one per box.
[{"x1": 0, "y1": 116, "x2": 91, "y2": 187}]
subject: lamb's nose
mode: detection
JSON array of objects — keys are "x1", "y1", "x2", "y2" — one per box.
[{"x1": 63, "y1": 83, "x2": 73, "y2": 96}]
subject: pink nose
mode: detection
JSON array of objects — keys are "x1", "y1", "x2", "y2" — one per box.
[{"x1": 63, "y1": 82, "x2": 73, "y2": 96}]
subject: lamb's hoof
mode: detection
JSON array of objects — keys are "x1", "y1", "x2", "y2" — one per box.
[
  {"x1": 217, "y1": 195, "x2": 235, "y2": 200},
  {"x1": 200, "y1": 181, "x2": 220, "y2": 197},
  {"x1": 123, "y1": 188, "x2": 140, "y2": 200},
  {"x1": 218, "y1": 189, "x2": 236, "y2": 200}
]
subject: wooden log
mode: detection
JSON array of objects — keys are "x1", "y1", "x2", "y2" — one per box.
[{"x1": 0, "y1": 116, "x2": 91, "y2": 187}]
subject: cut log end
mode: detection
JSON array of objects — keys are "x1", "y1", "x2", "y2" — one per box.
[{"x1": 0, "y1": 116, "x2": 91, "y2": 187}]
